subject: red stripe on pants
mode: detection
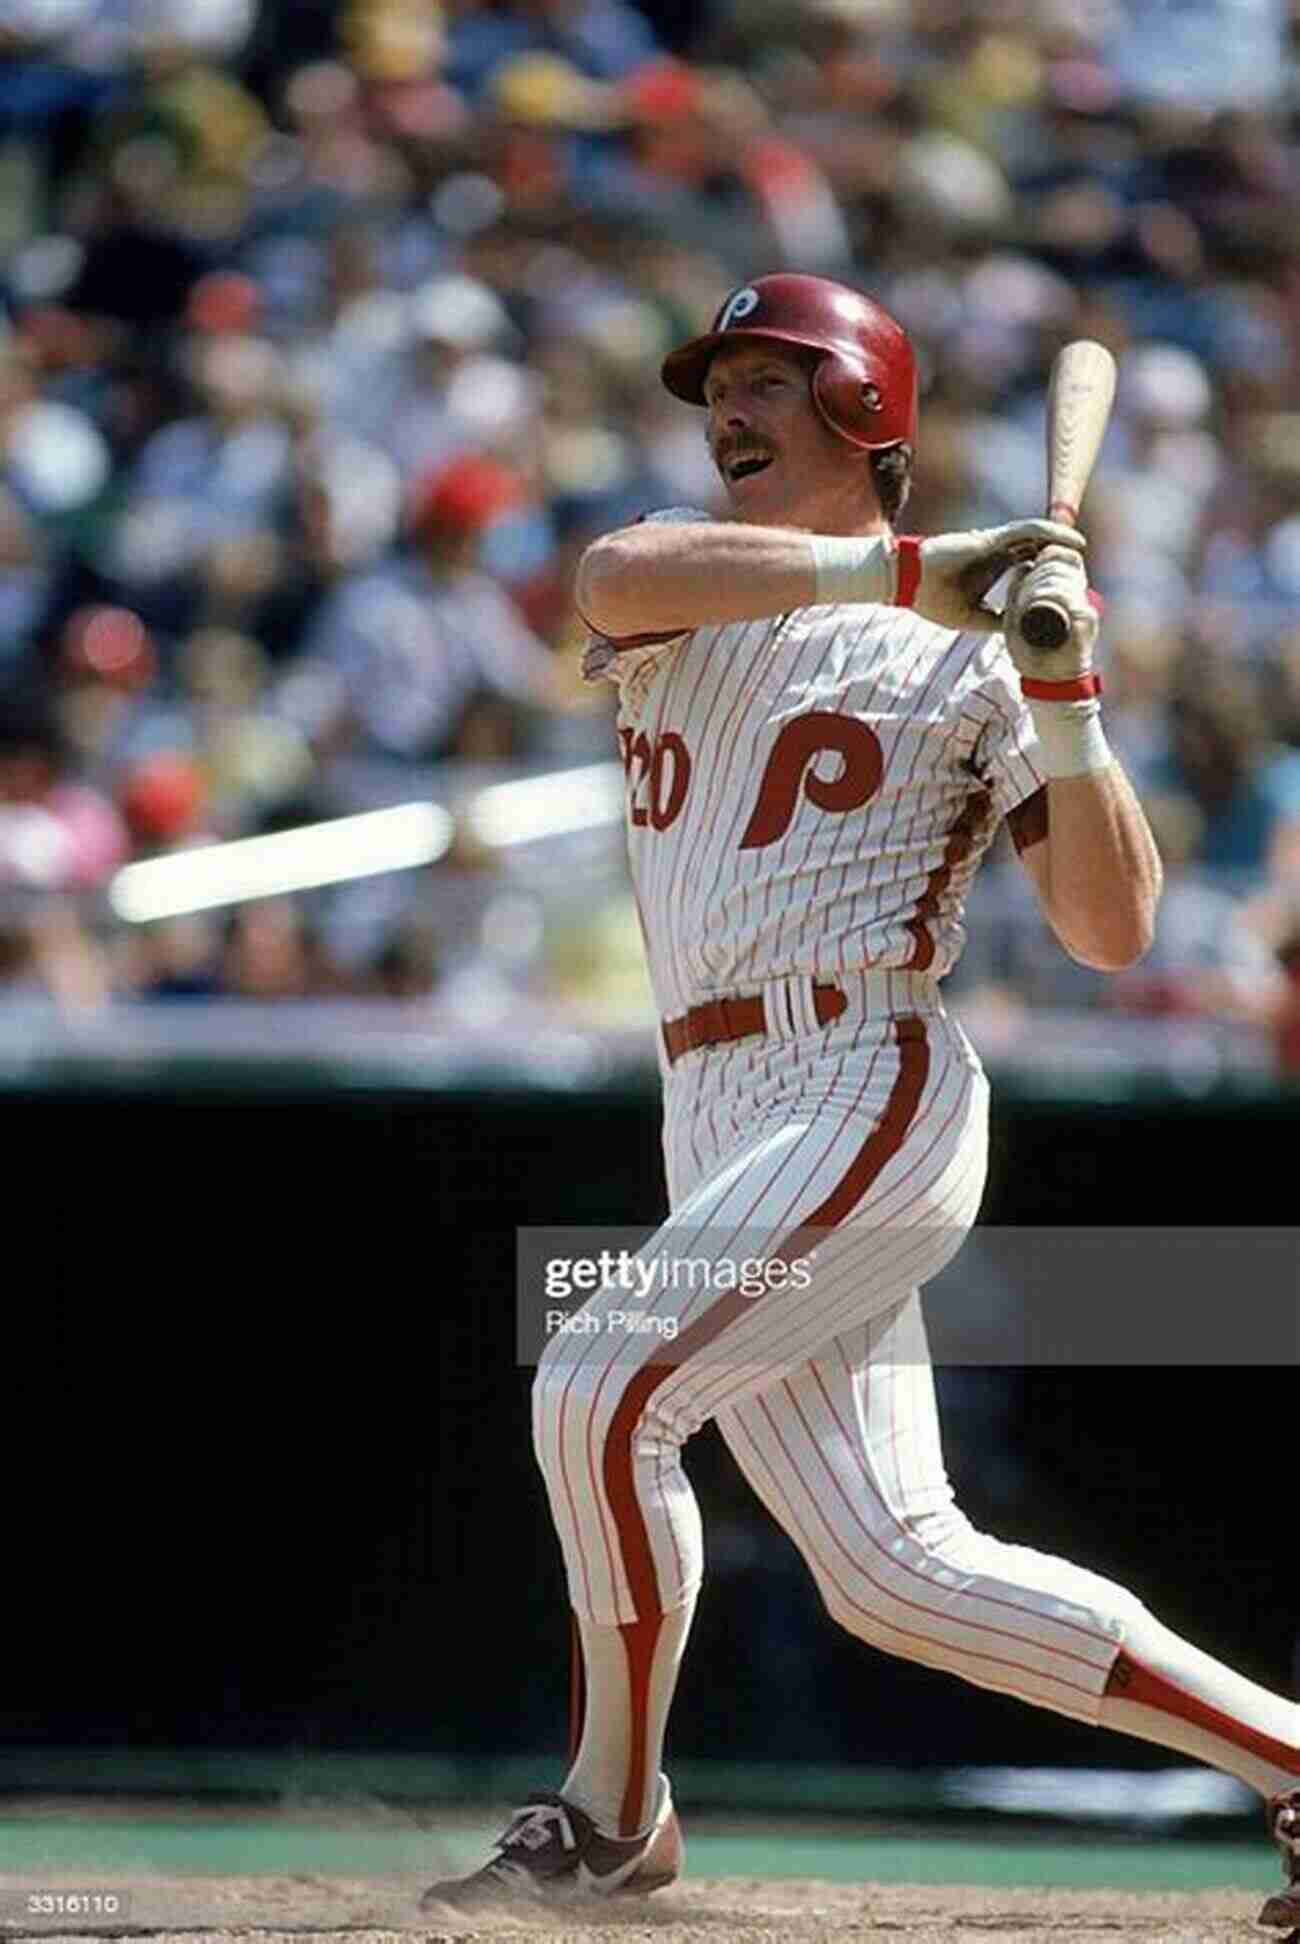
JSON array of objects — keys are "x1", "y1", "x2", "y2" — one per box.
[
  {"x1": 1106, "y1": 1650, "x2": 1300, "y2": 1773},
  {"x1": 617, "y1": 1613, "x2": 664, "y2": 1835}
]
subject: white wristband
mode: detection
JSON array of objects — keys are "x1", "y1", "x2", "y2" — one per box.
[
  {"x1": 1027, "y1": 697, "x2": 1112, "y2": 779},
  {"x1": 806, "y1": 533, "x2": 892, "y2": 606}
]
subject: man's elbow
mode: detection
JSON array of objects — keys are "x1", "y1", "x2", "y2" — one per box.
[
  {"x1": 1060, "y1": 909, "x2": 1157, "y2": 973},
  {"x1": 576, "y1": 533, "x2": 638, "y2": 637}
]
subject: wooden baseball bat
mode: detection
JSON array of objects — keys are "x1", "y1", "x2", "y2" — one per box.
[{"x1": 1018, "y1": 339, "x2": 1118, "y2": 651}]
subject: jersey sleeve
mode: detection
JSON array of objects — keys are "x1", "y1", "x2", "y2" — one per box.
[{"x1": 962, "y1": 634, "x2": 1048, "y2": 840}]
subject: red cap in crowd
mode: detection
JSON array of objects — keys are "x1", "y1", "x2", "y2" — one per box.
[
  {"x1": 121, "y1": 754, "x2": 207, "y2": 845},
  {"x1": 621, "y1": 59, "x2": 701, "y2": 123},
  {"x1": 406, "y1": 454, "x2": 526, "y2": 540},
  {"x1": 186, "y1": 272, "x2": 262, "y2": 336}
]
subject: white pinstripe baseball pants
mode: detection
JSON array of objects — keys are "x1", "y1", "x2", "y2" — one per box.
[
  {"x1": 532, "y1": 970, "x2": 1299, "y2": 1832},
  {"x1": 535, "y1": 974, "x2": 1134, "y2": 1679}
]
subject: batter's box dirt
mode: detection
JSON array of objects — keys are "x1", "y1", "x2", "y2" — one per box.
[{"x1": 0, "y1": 1876, "x2": 1267, "y2": 1943}]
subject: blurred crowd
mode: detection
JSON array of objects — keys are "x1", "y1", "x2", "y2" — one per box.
[{"x1": 3, "y1": 0, "x2": 1300, "y2": 1068}]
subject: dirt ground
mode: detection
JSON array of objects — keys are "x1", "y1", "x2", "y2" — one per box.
[{"x1": 0, "y1": 1873, "x2": 1268, "y2": 1944}]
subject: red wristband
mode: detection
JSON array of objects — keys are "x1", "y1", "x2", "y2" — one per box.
[
  {"x1": 1020, "y1": 672, "x2": 1104, "y2": 701},
  {"x1": 893, "y1": 535, "x2": 921, "y2": 607}
]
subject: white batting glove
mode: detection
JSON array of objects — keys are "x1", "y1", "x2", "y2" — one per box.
[
  {"x1": 1001, "y1": 544, "x2": 1099, "y2": 686},
  {"x1": 909, "y1": 519, "x2": 1087, "y2": 632},
  {"x1": 1000, "y1": 545, "x2": 1110, "y2": 778}
]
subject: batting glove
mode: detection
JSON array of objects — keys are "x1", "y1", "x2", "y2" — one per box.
[
  {"x1": 1001, "y1": 544, "x2": 1100, "y2": 689},
  {"x1": 898, "y1": 519, "x2": 1086, "y2": 633},
  {"x1": 1001, "y1": 545, "x2": 1110, "y2": 778}
]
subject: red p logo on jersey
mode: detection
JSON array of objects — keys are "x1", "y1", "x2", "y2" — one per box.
[{"x1": 740, "y1": 713, "x2": 883, "y2": 849}]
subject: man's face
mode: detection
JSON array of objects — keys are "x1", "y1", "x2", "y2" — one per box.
[{"x1": 704, "y1": 341, "x2": 850, "y2": 524}]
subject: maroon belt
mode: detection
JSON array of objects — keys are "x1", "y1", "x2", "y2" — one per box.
[{"x1": 662, "y1": 982, "x2": 847, "y2": 1065}]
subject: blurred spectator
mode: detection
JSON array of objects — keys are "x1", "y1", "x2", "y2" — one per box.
[
  {"x1": 1104, "y1": 790, "x2": 1288, "y2": 1022},
  {"x1": 1106, "y1": 0, "x2": 1289, "y2": 112},
  {"x1": 0, "y1": 893, "x2": 111, "y2": 1011},
  {"x1": 0, "y1": 484, "x2": 56, "y2": 678},
  {"x1": 274, "y1": 452, "x2": 568, "y2": 764},
  {"x1": 0, "y1": 339, "x2": 110, "y2": 529},
  {"x1": 373, "y1": 271, "x2": 536, "y2": 478},
  {"x1": 122, "y1": 912, "x2": 226, "y2": 1000},
  {"x1": 1089, "y1": 342, "x2": 1218, "y2": 616},
  {"x1": 0, "y1": 683, "x2": 121, "y2": 1010},
  {"x1": 1141, "y1": 659, "x2": 1300, "y2": 884},
  {"x1": 444, "y1": 0, "x2": 661, "y2": 102},
  {"x1": 223, "y1": 896, "x2": 326, "y2": 997},
  {"x1": 179, "y1": 626, "x2": 313, "y2": 826},
  {"x1": 0, "y1": 0, "x2": 1296, "y2": 1049},
  {"x1": 1196, "y1": 407, "x2": 1300, "y2": 659},
  {"x1": 61, "y1": 147, "x2": 216, "y2": 331},
  {"x1": 110, "y1": 332, "x2": 296, "y2": 634},
  {"x1": 577, "y1": 57, "x2": 853, "y2": 271},
  {"x1": 365, "y1": 913, "x2": 442, "y2": 999},
  {"x1": 54, "y1": 603, "x2": 172, "y2": 780},
  {"x1": 0, "y1": 683, "x2": 128, "y2": 893}
]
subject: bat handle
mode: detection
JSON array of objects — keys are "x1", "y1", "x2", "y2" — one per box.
[
  {"x1": 1018, "y1": 597, "x2": 1071, "y2": 651},
  {"x1": 1019, "y1": 498, "x2": 1081, "y2": 650}
]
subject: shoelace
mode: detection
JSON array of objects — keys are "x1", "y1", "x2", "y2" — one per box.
[{"x1": 494, "y1": 1800, "x2": 578, "y2": 1863}]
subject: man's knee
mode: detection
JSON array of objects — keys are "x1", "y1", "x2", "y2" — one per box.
[
  {"x1": 533, "y1": 1330, "x2": 694, "y2": 1487},
  {"x1": 813, "y1": 1572, "x2": 894, "y2": 1652},
  {"x1": 808, "y1": 1506, "x2": 981, "y2": 1643},
  {"x1": 531, "y1": 1330, "x2": 613, "y2": 1471}
]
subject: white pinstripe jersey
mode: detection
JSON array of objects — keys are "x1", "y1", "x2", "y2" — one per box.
[{"x1": 614, "y1": 602, "x2": 1045, "y2": 1019}]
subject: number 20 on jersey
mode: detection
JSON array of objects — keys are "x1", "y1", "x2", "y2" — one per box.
[{"x1": 619, "y1": 713, "x2": 884, "y2": 848}]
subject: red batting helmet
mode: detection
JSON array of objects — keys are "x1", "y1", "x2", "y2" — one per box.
[{"x1": 661, "y1": 274, "x2": 917, "y2": 451}]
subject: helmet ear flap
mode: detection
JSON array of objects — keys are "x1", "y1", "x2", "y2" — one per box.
[{"x1": 811, "y1": 352, "x2": 876, "y2": 450}]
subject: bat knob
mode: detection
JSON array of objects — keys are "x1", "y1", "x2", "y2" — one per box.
[{"x1": 1019, "y1": 601, "x2": 1071, "y2": 651}]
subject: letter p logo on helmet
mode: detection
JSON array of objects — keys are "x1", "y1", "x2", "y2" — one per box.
[{"x1": 717, "y1": 287, "x2": 760, "y2": 331}]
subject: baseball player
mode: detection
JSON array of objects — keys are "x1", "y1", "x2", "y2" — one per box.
[{"x1": 422, "y1": 276, "x2": 1300, "y2": 1922}]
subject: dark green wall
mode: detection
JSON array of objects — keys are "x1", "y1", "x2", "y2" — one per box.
[{"x1": 6, "y1": 1080, "x2": 1295, "y2": 1770}]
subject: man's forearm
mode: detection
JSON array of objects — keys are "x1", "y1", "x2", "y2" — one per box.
[
  {"x1": 576, "y1": 516, "x2": 1085, "y2": 640},
  {"x1": 1040, "y1": 763, "x2": 1162, "y2": 970},
  {"x1": 576, "y1": 522, "x2": 864, "y2": 636}
]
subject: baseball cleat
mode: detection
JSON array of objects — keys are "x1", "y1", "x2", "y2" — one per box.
[
  {"x1": 1258, "y1": 1788, "x2": 1300, "y2": 1934},
  {"x1": 418, "y1": 1779, "x2": 682, "y2": 1911}
]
